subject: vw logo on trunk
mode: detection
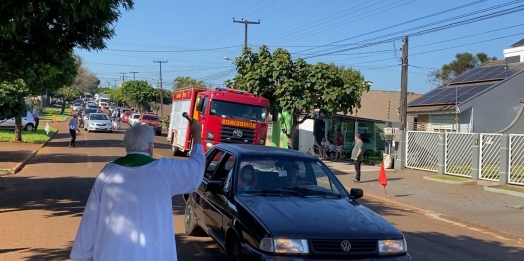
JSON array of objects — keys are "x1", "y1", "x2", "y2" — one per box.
[
  {"x1": 340, "y1": 240, "x2": 352, "y2": 252},
  {"x1": 233, "y1": 129, "x2": 243, "y2": 138}
]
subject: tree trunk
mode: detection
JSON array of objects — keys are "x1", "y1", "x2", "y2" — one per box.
[
  {"x1": 14, "y1": 116, "x2": 23, "y2": 142},
  {"x1": 61, "y1": 101, "x2": 66, "y2": 115},
  {"x1": 283, "y1": 114, "x2": 309, "y2": 150}
]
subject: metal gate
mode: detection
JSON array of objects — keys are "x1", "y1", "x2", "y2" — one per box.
[
  {"x1": 406, "y1": 131, "x2": 439, "y2": 172},
  {"x1": 479, "y1": 133, "x2": 501, "y2": 181}
]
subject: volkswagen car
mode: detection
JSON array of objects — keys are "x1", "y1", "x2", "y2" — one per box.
[
  {"x1": 183, "y1": 144, "x2": 411, "y2": 261},
  {"x1": 85, "y1": 113, "x2": 112, "y2": 133}
]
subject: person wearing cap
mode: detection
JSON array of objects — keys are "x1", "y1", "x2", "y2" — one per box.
[{"x1": 70, "y1": 120, "x2": 205, "y2": 261}]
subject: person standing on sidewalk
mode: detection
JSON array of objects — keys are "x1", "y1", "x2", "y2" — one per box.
[
  {"x1": 70, "y1": 121, "x2": 205, "y2": 261},
  {"x1": 69, "y1": 114, "x2": 81, "y2": 148},
  {"x1": 351, "y1": 133, "x2": 364, "y2": 183},
  {"x1": 32, "y1": 106, "x2": 41, "y2": 132},
  {"x1": 335, "y1": 128, "x2": 344, "y2": 161}
]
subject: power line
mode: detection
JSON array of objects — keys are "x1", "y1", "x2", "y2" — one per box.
[
  {"x1": 295, "y1": 0, "x2": 489, "y2": 55},
  {"x1": 105, "y1": 45, "x2": 242, "y2": 53},
  {"x1": 302, "y1": 1, "x2": 524, "y2": 59}
]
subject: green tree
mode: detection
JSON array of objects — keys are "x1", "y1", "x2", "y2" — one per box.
[
  {"x1": 0, "y1": 80, "x2": 29, "y2": 141},
  {"x1": 173, "y1": 76, "x2": 207, "y2": 90},
  {"x1": 120, "y1": 80, "x2": 156, "y2": 111},
  {"x1": 225, "y1": 46, "x2": 370, "y2": 145},
  {"x1": 428, "y1": 52, "x2": 497, "y2": 86},
  {"x1": 72, "y1": 56, "x2": 101, "y2": 94},
  {"x1": 0, "y1": 0, "x2": 133, "y2": 85}
]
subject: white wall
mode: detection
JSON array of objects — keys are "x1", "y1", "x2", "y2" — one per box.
[{"x1": 298, "y1": 119, "x2": 315, "y2": 153}]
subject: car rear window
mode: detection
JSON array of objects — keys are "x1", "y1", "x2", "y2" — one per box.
[{"x1": 142, "y1": 115, "x2": 158, "y2": 121}]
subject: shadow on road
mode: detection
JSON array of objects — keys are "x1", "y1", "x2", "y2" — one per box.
[
  {"x1": 26, "y1": 154, "x2": 118, "y2": 165},
  {"x1": 45, "y1": 137, "x2": 172, "y2": 150},
  {"x1": 2, "y1": 178, "x2": 523, "y2": 260}
]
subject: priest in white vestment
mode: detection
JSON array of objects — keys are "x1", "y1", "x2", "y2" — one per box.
[{"x1": 70, "y1": 121, "x2": 205, "y2": 261}]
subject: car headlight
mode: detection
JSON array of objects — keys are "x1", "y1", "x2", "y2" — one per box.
[
  {"x1": 259, "y1": 238, "x2": 309, "y2": 254},
  {"x1": 90, "y1": 123, "x2": 95, "y2": 126},
  {"x1": 206, "y1": 131, "x2": 214, "y2": 140},
  {"x1": 378, "y1": 239, "x2": 407, "y2": 255}
]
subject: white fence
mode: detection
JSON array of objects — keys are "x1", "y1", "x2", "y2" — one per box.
[
  {"x1": 509, "y1": 135, "x2": 524, "y2": 186},
  {"x1": 406, "y1": 131, "x2": 524, "y2": 186}
]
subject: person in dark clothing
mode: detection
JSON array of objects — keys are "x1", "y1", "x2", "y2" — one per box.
[
  {"x1": 351, "y1": 134, "x2": 364, "y2": 183},
  {"x1": 69, "y1": 114, "x2": 81, "y2": 148}
]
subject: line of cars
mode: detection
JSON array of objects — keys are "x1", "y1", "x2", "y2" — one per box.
[
  {"x1": 182, "y1": 144, "x2": 411, "y2": 261},
  {"x1": 122, "y1": 110, "x2": 163, "y2": 136}
]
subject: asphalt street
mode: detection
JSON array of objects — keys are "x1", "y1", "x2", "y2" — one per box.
[{"x1": 0, "y1": 125, "x2": 522, "y2": 261}]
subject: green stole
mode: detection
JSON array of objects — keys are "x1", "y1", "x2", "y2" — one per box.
[{"x1": 113, "y1": 153, "x2": 158, "y2": 167}]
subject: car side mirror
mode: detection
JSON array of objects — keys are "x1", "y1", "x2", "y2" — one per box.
[
  {"x1": 350, "y1": 188, "x2": 363, "y2": 199},
  {"x1": 271, "y1": 106, "x2": 279, "y2": 122},
  {"x1": 205, "y1": 180, "x2": 224, "y2": 194},
  {"x1": 196, "y1": 98, "x2": 204, "y2": 112}
]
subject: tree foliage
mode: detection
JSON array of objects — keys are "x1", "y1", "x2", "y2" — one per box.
[
  {"x1": 0, "y1": 80, "x2": 29, "y2": 141},
  {"x1": 72, "y1": 56, "x2": 101, "y2": 94},
  {"x1": 0, "y1": 0, "x2": 134, "y2": 84},
  {"x1": 173, "y1": 76, "x2": 207, "y2": 90},
  {"x1": 224, "y1": 45, "x2": 370, "y2": 143},
  {"x1": 119, "y1": 80, "x2": 157, "y2": 111},
  {"x1": 428, "y1": 52, "x2": 497, "y2": 86}
]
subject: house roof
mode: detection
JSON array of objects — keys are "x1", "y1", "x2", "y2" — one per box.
[
  {"x1": 510, "y1": 38, "x2": 524, "y2": 48},
  {"x1": 407, "y1": 104, "x2": 457, "y2": 114},
  {"x1": 408, "y1": 61, "x2": 524, "y2": 110},
  {"x1": 340, "y1": 90, "x2": 422, "y2": 122}
]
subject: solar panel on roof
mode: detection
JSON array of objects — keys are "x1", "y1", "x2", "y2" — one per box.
[
  {"x1": 447, "y1": 67, "x2": 486, "y2": 84},
  {"x1": 421, "y1": 88, "x2": 456, "y2": 104},
  {"x1": 408, "y1": 87, "x2": 448, "y2": 106},
  {"x1": 457, "y1": 84, "x2": 493, "y2": 103},
  {"x1": 431, "y1": 87, "x2": 469, "y2": 104},
  {"x1": 510, "y1": 38, "x2": 524, "y2": 48}
]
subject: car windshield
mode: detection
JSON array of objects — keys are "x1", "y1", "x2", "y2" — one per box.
[
  {"x1": 132, "y1": 114, "x2": 140, "y2": 119},
  {"x1": 209, "y1": 100, "x2": 267, "y2": 122},
  {"x1": 85, "y1": 109, "x2": 97, "y2": 114},
  {"x1": 73, "y1": 103, "x2": 81, "y2": 106},
  {"x1": 142, "y1": 115, "x2": 158, "y2": 121},
  {"x1": 235, "y1": 156, "x2": 348, "y2": 197},
  {"x1": 90, "y1": 114, "x2": 108, "y2": 121}
]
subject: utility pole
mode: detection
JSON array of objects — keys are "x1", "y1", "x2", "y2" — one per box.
[
  {"x1": 120, "y1": 72, "x2": 127, "y2": 84},
  {"x1": 233, "y1": 18, "x2": 260, "y2": 49},
  {"x1": 399, "y1": 35, "x2": 409, "y2": 131},
  {"x1": 129, "y1": 71, "x2": 139, "y2": 80},
  {"x1": 153, "y1": 60, "x2": 168, "y2": 116}
]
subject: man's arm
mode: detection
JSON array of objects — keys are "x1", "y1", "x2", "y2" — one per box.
[
  {"x1": 161, "y1": 123, "x2": 205, "y2": 196},
  {"x1": 70, "y1": 170, "x2": 107, "y2": 261},
  {"x1": 356, "y1": 142, "x2": 363, "y2": 160}
]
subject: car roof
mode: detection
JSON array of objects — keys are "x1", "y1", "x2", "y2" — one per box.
[
  {"x1": 89, "y1": 113, "x2": 107, "y2": 116},
  {"x1": 214, "y1": 144, "x2": 316, "y2": 159}
]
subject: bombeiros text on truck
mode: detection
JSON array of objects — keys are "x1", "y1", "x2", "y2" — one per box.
[{"x1": 167, "y1": 86, "x2": 278, "y2": 156}]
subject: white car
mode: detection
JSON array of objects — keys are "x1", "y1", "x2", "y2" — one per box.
[
  {"x1": 0, "y1": 111, "x2": 36, "y2": 131},
  {"x1": 85, "y1": 113, "x2": 112, "y2": 133},
  {"x1": 128, "y1": 113, "x2": 140, "y2": 126},
  {"x1": 72, "y1": 103, "x2": 83, "y2": 111}
]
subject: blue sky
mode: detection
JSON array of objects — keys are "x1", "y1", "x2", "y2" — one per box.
[{"x1": 75, "y1": 0, "x2": 524, "y2": 94}]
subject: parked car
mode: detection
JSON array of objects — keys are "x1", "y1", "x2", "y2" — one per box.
[
  {"x1": 84, "y1": 113, "x2": 112, "y2": 133},
  {"x1": 72, "y1": 103, "x2": 83, "y2": 111},
  {"x1": 183, "y1": 144, "x2": 411, "y2": 261},
  {"x1": 0, "y1": 111, "x2": 36, "y2": 131},
  {"x1": 128, "y1": 113, "x2": 140, "y2": 126},
  {"x1": 138, "y1": 113, "x2": 162, "y2": 136}
]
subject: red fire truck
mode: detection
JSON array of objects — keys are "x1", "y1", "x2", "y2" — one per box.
[{"x1": 167, "y1": 87, "x2": 277, "y2": 156}]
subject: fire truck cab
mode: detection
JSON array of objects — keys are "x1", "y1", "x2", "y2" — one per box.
[{"x1": 167, "y1": 87, "x2": 278, "y2": 156}]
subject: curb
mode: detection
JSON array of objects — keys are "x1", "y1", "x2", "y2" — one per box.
[
  {"x1": 363, "y1": 190, "x2": 524, "y2": 245},
  {"x1": 484, "y1": 186, "x2": 524, "y2": 198},
  {"x1": 10, "y1": 130, "x2": 59, "y2": 175},
  {"x1": 423, "y1": 175, "x2": 476, "y2": 185}
]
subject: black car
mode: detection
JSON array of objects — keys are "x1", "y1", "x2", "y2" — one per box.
[{"x1": 183, "y1": 144, "x2": 411, "y2": 261}]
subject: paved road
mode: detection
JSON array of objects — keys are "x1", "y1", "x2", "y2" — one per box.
[{"x1": 0, "y1": 126, "x2": 523, "y2": 260}]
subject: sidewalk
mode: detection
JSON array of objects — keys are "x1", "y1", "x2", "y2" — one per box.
[{"x1": 324, "y1": 161, "x2": 524, "y2": 239}]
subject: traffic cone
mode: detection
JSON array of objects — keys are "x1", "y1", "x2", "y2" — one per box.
[
  {"x1": 53, "y1": 116, "x2": 57, "y2": 127},
  {"x1": 378, "y1": 162, "x2": 388, "y2": 197}
]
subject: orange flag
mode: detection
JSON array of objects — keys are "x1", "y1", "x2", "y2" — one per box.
[{"x1": 378, "y1": 162, "x2": 388, "y2": 187}]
